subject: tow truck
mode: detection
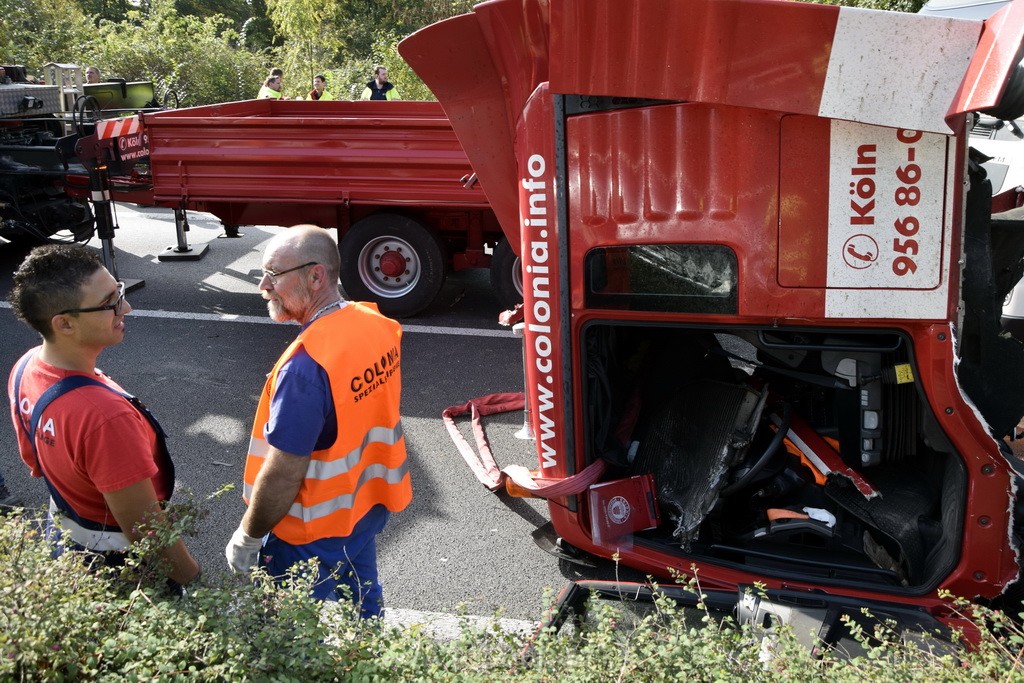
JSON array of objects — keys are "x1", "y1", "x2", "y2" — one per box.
[
  {"x1": 0, "y1": 63, "x2": 160, "y2": 246},
  {"x1": 404, "y1": 0, "x2": 1024, "y2": 642}
]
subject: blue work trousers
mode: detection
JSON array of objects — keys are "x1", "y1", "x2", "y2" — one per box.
[{"x1": 259, "y1": 506, "x2": 389, "y2": 618}]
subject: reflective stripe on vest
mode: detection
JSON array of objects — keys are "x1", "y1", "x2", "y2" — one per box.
[
  {"x1": 243, "y1": 457, "x2": 410, "y2": 523},
  {"x1": 246, "y1": 421, "x2": 404, "y2": 480},
  {"x1": 49, "y1": 498, "x2": 129, "y2": 552}
]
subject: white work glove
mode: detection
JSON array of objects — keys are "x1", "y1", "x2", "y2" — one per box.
[{"x1": 225, "y1": 525, "x2": 263, "y2": 573}]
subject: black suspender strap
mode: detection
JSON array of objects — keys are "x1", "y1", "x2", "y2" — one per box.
[{"x1": 12, "y1": 351, "x2": 175, "y2": 532}]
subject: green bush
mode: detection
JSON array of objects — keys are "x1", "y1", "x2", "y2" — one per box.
[
  {"x1": 0, "y1": 506, "x2": 356, "y2": 680},
  {"x1": 88, "y1": 0, "x2": 267, "y2": 106},
  {"x1": 2, "y1": 496, "x2": 1024, "y2": 681},
  {"x1": 0, "y1": 0, "x2": 95, "y2": 70}
]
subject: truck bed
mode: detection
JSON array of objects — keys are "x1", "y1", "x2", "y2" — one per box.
[{"x1": 140, "y1": 99, "x2": 488, "y2": 211}]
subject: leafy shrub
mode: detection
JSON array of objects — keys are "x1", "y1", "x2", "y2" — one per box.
[
  {"x1": 2, "y1": 495, "x2": 1024, "y2": 681},
  {"x1": 88, "y1": 0, "x2": 266, "y2": 106},
  {"x1": 0, "y1": 502, "x2": 361, "y2": 680},
  {"x1": 0, "y1": 0, "x2": 95, "y2": 71}
]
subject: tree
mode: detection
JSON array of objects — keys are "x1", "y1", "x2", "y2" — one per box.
[
  {"x1": 0, "y1": 0, "x2": 95, "y2": 71},
  {"x1": 806, "y1": 0, "x2": 927, "y2": 11},
  {"x1": 175, "y1": 0, "x2": 278, "y2": 50},
  {"x1": 75, "y1": 0, "x2": 134, "y2": 24},
  {"x1": 332, "y1": 0, "x2": 474, "y2": 61},
  {"x1": 261, "y1": 0, "x2": 475, "y2": 99},
  {"x1": 264, "y1": 0, "x2": 346, "y2": 97},
  {"x1": 90, "y1": 0, "x2": 266, "y2": 105}
]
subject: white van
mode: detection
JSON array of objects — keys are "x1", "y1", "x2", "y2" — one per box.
[{"x1": 918, "y1": 0, "x2": 1010, "y2": 19}]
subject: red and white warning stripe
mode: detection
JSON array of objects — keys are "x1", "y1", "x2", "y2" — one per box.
[{"x1": 96, "y1": 115, "x2": 141, "y2": 140}]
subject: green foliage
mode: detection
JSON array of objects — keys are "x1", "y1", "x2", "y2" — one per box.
[
  {"x1": 331, "y1": 29, "x2": 435, "y2": 102},
  {"x1": 263, "y1": 0, "x2": 471, "y2": 100},
  {"x1": 176, "y1": 0, "x2": 276, "y2": 49},
  {"x1": 0, "y1": 502, "x2": 365, "y2": 681},
  {"x1": 804, "y1": 0, "x2": 927, "y2": 10},
  {"x1": 2, "y1": 499, "x2": 1024, "y2": 681},
  {"x1": 88, "y1": 0, "x2": 266, "y2": 106},
  {"x1": 264, "y1": 0, "x2": 347, "y2": 98},
  {"x1": 330, "y1": 0, "x2": 476, "y2": 65},
  {"x1": 75, "y1": 0, "x2": 134, "y2": 24},
  {"x1": 0, "y1": 0, "x2": 95, "y2": 68}
]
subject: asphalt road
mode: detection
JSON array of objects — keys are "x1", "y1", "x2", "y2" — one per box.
[{"x1": 0, "y1": 204, "x2": 643, "y2": 624}]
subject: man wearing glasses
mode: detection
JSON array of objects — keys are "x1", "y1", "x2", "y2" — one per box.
[
  {"x1": 6, "y1": 245, "x2": 200, "y2": 589},
  {"x1": 225, "y1": 225, "x2": 411, "y2": 618}
]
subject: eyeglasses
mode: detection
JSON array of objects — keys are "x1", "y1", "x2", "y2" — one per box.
[
  {"x1": 60, "y1": 281, "x2": 126, "y2": 315},
  {"x1": 261, "y1": 261, "x2": 318, "y2": 285}
]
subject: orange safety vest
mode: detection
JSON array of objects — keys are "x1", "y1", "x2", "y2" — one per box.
[{"x1": 243, "y1": 302, "x2": 411, "y2": 543}]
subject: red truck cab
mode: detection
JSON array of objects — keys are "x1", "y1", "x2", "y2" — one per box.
[{"x1": 404, "y1": 0, "x2": 1024, "y2": 625}]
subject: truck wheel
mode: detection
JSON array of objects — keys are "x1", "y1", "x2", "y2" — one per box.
[
  {"x1": 490, "y1": 237, "x2": 523, "y2": 311},
  {"x1": 0, "y1": 195, "x2": 94, "y2": 245},
  {"x1": 340, "y1": 213, "x2": 447, "y2": 318}
]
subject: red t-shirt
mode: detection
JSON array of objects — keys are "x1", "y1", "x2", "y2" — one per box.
[{"x1": 8, "y1": 349, "x2": 170, "y2": 526}]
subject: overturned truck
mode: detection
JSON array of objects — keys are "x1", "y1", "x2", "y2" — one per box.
[{"x1": 405, "y1": 0, "x2": 1024, "y2": 629}]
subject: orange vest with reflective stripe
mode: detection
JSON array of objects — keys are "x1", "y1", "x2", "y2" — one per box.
[{"x1": 243, "y1": 302, "x2": 411, "y2": 543}]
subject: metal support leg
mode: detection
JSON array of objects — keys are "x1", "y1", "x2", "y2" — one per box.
[
  {"x1": 159, "y1": 208, "x2": 209, "y2": 261},
  {"x1": 513, "y1": 322, "x2": 534, "y2": 440},
  {"x1": 89, "y1": 165, "x2": 144, "y2": 292},
  {"x1": 219, "y1": 223, "x2": 243, "y2": 238}
]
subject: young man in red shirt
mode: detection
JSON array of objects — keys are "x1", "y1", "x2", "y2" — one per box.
[{"x1": 7, "y1": 244, "x2": 199, "y2": 588}]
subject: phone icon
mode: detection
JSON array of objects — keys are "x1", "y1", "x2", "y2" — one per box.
[
  {"x1": 847, "y1": 243, "x2": 874, "y2": 262},
  {"x1": 842, "y1": 235, "x2": 879, "y2": 270}
]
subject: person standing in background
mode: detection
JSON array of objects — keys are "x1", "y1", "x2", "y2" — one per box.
[
  {"x1": 257, "y1": 74, "x2": 283, "y2": 99},
  {"x1": 307, "y1": 74, "x2": 332, "y2": 101},
  {"x1": 360, "y1": 66, "x2": 400, "y2": 101}
]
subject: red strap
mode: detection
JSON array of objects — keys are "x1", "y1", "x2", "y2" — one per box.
[
  {"x1": 442, "y1": 393, "x2": 606, "y2": 498},
  {"x1": 498, "y1": 304, "x2": 525, "y2": 326}
]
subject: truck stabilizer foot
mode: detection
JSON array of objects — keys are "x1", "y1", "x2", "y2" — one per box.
[
  {"x1": 218, "y1": 224, "x2": 243, "y2": 238},
  {"x1": 123, "y1": 278, "x2": 145, "y2": 293},
  {"x1": 158, "y1": 244, "x2": 209, "y2": 262}
]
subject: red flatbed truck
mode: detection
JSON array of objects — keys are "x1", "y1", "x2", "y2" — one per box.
[
  {"x1": 99, "y1": 99, "x2": 519, "y2": 317},
  {"x1": 404, "y1": 0, "x2": 1024, "y2": 638}
]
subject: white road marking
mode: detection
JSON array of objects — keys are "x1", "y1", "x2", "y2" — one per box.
[
  {"x1": 383, "y1": 607, "x2": 537, "y2": 639},
  {"x1": 0, "y1": 302, "x2": 514, "y2": 338},
  {"x1": 320, "y1": 603, "x2": 537, "y2": 640}
]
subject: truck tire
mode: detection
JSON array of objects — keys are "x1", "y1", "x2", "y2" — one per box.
[
  {"x1": 490, "y1": 237, "x2": 524, "y2": 311},
  {"x1": 339, "y1": 213, "x2": 447, "y2": 318},
  {"x1": 0, "y1": 193, "x2": 94, "y2": 245}
]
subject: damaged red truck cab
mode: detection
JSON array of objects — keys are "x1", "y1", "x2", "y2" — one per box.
[{"x1": 402, "y1": 0, "x2": 1024, "y2": 620}]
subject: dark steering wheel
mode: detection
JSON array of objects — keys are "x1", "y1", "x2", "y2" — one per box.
[{"x1": 720, "y1": 401, "x2": 794, "y2": 497}]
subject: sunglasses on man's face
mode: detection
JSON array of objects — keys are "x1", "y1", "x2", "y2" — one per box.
[{"x1": 59, "y1": 281, "x2": 126, "y2": 315}]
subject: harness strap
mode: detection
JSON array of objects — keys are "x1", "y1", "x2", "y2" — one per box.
[
  {"x1": 442, "y1": 392, "x2": 606, "y2": 498},
  {"x1": 13, "y1": 351, "x2": 173, "y2": 533}
]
